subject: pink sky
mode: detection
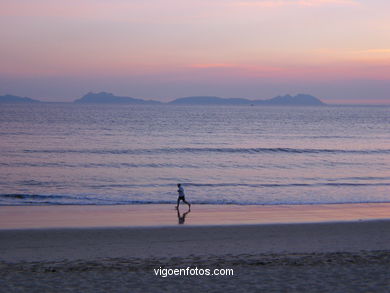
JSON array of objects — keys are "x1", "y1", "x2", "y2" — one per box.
[{"x1": 0, "y1": 0, "x2": 389, "y2": 103}]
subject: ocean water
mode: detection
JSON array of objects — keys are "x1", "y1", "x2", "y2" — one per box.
[{"x1": 0, "y1": 103, "x2": 389, "y2": 206}]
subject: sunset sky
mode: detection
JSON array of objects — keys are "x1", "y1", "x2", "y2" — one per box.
[{"x1": 0, "y1": 0, "x2": 389, "y2": 103}]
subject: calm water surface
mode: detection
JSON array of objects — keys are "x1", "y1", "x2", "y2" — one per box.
[{"x1": 0, "y1": 103, "x2": 389, "y2": 205}]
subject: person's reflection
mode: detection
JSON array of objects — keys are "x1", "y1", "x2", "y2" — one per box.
[{"x1": 177, "y1": 208, "x2": 191, "y2": 225}]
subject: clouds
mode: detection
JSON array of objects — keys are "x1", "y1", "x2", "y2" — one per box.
[{"x1": 0, "y1": 0, "x2": 389, "y2": 102}]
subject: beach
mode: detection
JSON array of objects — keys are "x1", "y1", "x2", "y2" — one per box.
[
  {"x1": 2, "y1": 0, "x2": 390, "y2": 291},
  {"x1": 1, "y1": 204, "x2": 390, "y2": 292},
  {"x1": 2, "y1": 203, "x2": 390, "y2": 229}
]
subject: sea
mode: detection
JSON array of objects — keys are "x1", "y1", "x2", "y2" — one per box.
[{"x1": 0, "y1": 103, "x2": 389, "y2": 206}]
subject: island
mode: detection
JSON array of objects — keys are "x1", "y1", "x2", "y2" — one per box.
[
  {"x1": 169, "y1": 96, "x2": 253, "y2": 105},
  {"x1": 0, "y1": 92, "x2": 326, "y2": 106},
  {"x1": 0, "y1": 95, "x2": 40, "y2": 103},
  {"x1": 73, "y1": 92, "x2": 161, "y2": 104},
  {"x1": 169, "y1": 94, "x2": 325, "y2": 106}
]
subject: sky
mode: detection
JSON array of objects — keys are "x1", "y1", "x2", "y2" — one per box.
[{"x1": 0, "y1": 0, "x2": 389, "y2": 103}]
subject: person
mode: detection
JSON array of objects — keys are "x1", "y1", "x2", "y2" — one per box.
[{"x1": 176, "y1": 183, "x2": 191, "y2": 209}]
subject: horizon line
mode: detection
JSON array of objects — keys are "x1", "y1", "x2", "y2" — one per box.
[{"x1": 1, "y1": 92, "x2": 390, "y2": 105}]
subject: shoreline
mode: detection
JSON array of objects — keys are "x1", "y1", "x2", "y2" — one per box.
[{"x1": 2, "y1": 202, "x2": 390, "y2": 230}]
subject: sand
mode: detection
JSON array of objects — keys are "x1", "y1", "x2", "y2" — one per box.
[
  {"x1": 1, "y1": 204, "x2": 390, "y2": 292},
  {"x1": 2, "y1": 202, "x2": 390, "y2": 229},
  {"x1": 2, "y1": 220, "x2": 390, "y2": 262},
  {"x1": 2, "y1": 251, "x2": 390, "y2": 292}
]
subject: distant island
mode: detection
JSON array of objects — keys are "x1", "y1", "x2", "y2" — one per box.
[
  {"x1": 74, "y1": 92, "x2": 161, "y2": 104},
  {"x1": 0, "y1": 92, "x2": 325, "y2": 106},
  {"x1": 169, "y1": 94, "x2": 325, "y2": 106},
  {"x1": 169, "y1": 96, "x2": 253, "y2": 105},
  {"x1": 0, "y1": 94, "x2": 40, "y2": 103}
]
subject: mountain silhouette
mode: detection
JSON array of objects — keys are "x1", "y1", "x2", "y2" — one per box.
[
  {"x1": 0, "y1": 92, "x2": 326, "y2": 106},
  {"x1": 169, "y1": 96, "x2": 253, "y2": 105},
  {"x1": 0, "y1": 94, "x2": 40, "y2": 103},
  {"x1": 257, "y1": 94, "x2": 325, "y2": 106},
  {"x1": 170, "y1": 94, "x2": 325, "y2": 106},
  {"x1": 73, "y1": 92, "x2": 161, "y2": 104}
]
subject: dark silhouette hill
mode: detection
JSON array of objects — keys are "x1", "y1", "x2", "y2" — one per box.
[
  {"x1": 0, "y1": 95, "x2": 40, "y2": 103},
  {"x1": 256, "y1": 94, "x2": 325, "y2": 106},
  {"x1": 170, "y1": 94, "x2": 325, "y2": 106},
  {"x1": 73, "y1": 92, "x2": 161, "y2": 104},
  {"x1": 169, "y1": 96, "x2": 253, "y2": 105},
  {"x1": 0, "y1": 92, "x2": 326, "y2": 106}
]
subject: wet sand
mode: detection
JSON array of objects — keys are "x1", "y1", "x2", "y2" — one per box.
[
  {"x1": 1, "y1": 204, "x2": 390, "y2": 292},
  {"x1": 2, "y1": 202, "x2": 390, "y2": 229}
]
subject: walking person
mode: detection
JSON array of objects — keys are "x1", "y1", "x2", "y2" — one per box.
[{"x1": 176, "y1": 183, "x2": 191, "y2": 209}]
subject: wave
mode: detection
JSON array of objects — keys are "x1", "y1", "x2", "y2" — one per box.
[
  {"x1": 0, "y1": 194, "x2": 68, "y2": 200},
  {"x1": 0, "y1": 162, "x2": 202, "y2": 169},
  {"x1": 3, "y1": 179, "x2": 390, "y2": 190},
  {"x1": 187, "y1": 182, "x2": 390, "y2": 187},
  {"x1": 0, "y1": 193, "x2": 172, "y2": 206},
  {"x1": 22, "y1": 147, "x2": 390, "y2": 155},
  {"x1": 2, "y1": 193, "x2": 390, "y2": 207},
  {"x1": 88, "y1": 181, "x2": 390, "y2": 188},
  {"x1": 14, "y1": 181, "x2": 388, "y2": 189}
]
